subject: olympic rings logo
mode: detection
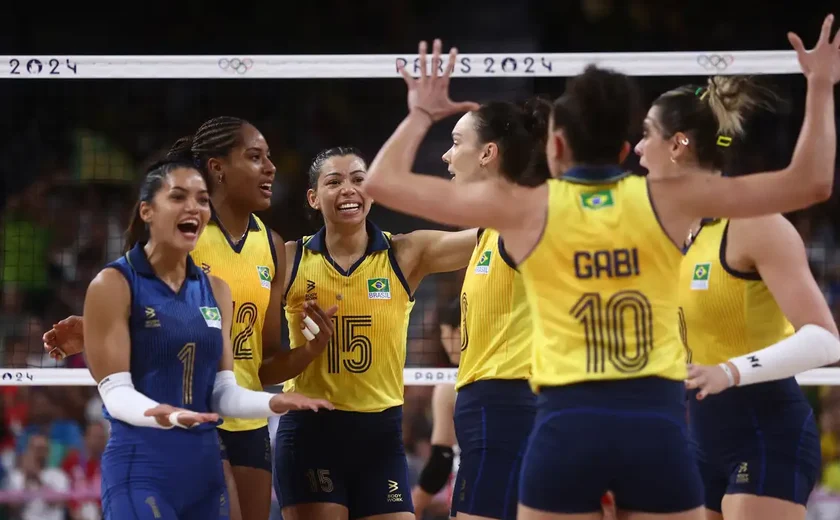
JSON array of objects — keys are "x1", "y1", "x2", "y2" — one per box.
[
  {"x1": 218, "y1": 58, "x2": 254, "y2": 75},
  {"x1": 696, "y1": 54, "x2": 734, "y2": 71}
]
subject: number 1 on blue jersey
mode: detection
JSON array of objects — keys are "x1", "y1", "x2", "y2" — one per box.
[{"x1": 178, "y1": 342, "x2": 196, "y2": 405}]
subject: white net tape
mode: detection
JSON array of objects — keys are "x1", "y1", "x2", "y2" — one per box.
[
  {"x1": 1, "y1": 51, "x2": 798, "y2": 79},
  {"x1": 0, "y1": 367, "x2": 834, "y2": 387},
  {"x1": 2, "y1": 51, "x2": 834, "y2": 388}
]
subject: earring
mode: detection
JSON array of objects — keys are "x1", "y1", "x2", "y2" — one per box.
[
  {"x1": 680, "y1": 137, "x2": 689, "y2": 146},
  {"x1": 670, "y1": 156, "x2": 677, "y2": 164},
  {"x1": 218, "y1": 173, "x2": 224, "y2": 184}
]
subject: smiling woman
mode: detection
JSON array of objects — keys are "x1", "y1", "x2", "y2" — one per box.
[{"x1": 273, "y1": 145, "x2": 478, "y2": 520}]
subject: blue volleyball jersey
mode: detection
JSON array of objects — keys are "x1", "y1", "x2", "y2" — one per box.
[{"x1": 104, "y1": 243, "x2": 224, "y2": 431}]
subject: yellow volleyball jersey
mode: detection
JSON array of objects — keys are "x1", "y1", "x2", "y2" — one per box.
[
  {"x1": 456, "y1": 229, "x2": 531, "y2": 390},
  {"x1": 191, "y1": 210, "x2": 277, "y2": 432},
  {"x1": 520, "y1": 169, "x2": 686, "y2": 391},
  {"x1": 679, "y1": 219, "x2": 794, "y2": 365},
  {"x1": 283, "y1": 221, "x2": 415, "y2": 412}
]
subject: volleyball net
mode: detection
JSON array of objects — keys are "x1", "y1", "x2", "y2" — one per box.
[{"x1": 0, "y1": 50, "x2": 835, "y2": 388}]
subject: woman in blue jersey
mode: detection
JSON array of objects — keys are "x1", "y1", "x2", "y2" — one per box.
[
  {"x1": 635, "y1": 77, "x2": 840, "y2": 519},
  {"x1": 45, "y1": 116, "x2": 335, "y2": 520},
  {"x1": 363, "y1": 20, "x2": 839, "y2": 520},
  {"x1": 83, "y1": 159, "x2": 334, "y2": 519}
]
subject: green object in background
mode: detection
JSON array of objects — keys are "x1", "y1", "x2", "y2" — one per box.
[
  {"x1": 1, "y1": 218, "x2": 51, "y2": 290},
  {"x1": 72, "y1": 129, "x2": 135, "y2": 183},
  {"x1": 824, "y1": 461, "x2": 840, "y2": 493}
]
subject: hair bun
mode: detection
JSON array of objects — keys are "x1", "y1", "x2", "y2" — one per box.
[
  {"x1": 520, "y1": 96, "x2": 551, "y2": 139},
  {"x1": 166, "y1": 135, "x2": 195, "y2": 162}
]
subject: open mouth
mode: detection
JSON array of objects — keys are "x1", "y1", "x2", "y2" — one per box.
[
  {"x1": 337, "y1": 202, "x2": 362, "y2": 215},
  {"x1": 259, "y1": 182, "x2": 273, "y2": 198},
  {"x1": 177, "y1": 219, "x2": 200, "y2": 238}
]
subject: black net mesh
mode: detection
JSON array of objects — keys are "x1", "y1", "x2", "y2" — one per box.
[{"x1": 0, "y1": 71, "x2": 826, "y2": 375}]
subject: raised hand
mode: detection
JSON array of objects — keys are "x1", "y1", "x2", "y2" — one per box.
[
  {"x1": 42, "y1": 315, "x2": 85, "y2": 360},
  {"x1": 268, "y1": 392, "x2": 335, "y2": 414},
  {"x1": 397, "y1": 39, "x2": 480, "y2": 122},
  {"x1": 143, "y1": 404, "x2": 220, "y2": 428},
  {"x1": 788, "y1": 13, "x2": 840, "y2": 84}
]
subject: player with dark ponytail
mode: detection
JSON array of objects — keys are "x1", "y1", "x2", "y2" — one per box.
[
  {"x1": 84, "y1": 158, "x2": 333, "y2": 520},
  {"x1": 46, "y1": 116, "x2": 336, "y2": 520}
]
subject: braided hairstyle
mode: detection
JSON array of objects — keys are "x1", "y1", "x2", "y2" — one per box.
[{"x1": 166, "y1": 116, "x2": 249, "y2": 192}]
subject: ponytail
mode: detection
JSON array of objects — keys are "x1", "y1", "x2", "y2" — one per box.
[
  {"x1": 123, "y1": 201, "x2": 149, "y2": 254},
  {"x1": 705, "y1": 76, "x2": 777, "y2": 138},
  {"x1": 520, "y1": 96, "x2": 552, "y2": 186},
  {"x1": 653, "y1": 75, "x2": 779, "y2": 171}
]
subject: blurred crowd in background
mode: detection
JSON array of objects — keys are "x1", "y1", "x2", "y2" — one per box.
[{"x1": 2, "y1": 1, "x2": 840, "y2": 519}]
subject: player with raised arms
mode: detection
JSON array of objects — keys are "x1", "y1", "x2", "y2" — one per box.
[
  {"x1": 634, "y1": 78, "x2": 840, "y2": 519},
  {"x1": 430, "y1": 97, "x2": 547, "y2": 520},
  {"x1": 85, "y1": 158, "x2": 333, "y2": 519},
  {"x1": 363, "y1": 19, "x2": 839, "y2": 520},
  {"x1": 271, "y1": 146, "x2": 477, "y2": 520},
  {"x1": 44, "y1": 116, "x2": 336, "y2": 520}
]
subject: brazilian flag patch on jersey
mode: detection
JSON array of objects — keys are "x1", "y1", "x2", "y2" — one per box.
[
  {"x1": 475, "y1": 250, "x2": 492, "y2": 275},
  {"x1": 256, "y1": 265, "x2": 272, "y2": 290},
  {"x1": 367, "y1": 278, "x2": 391, "y2": 300},
  {"x1": 580, "y1": 190, "x2": 614, "y2": 210},
  {"x1": 200, "y1": 306, "x2": 222, "y2": 329},
  {"x1": 691, "y1": 262, "x2": 711, "y2": 290}
]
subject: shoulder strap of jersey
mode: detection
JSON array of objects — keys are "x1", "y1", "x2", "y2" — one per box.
[
  {"x1": 251, "y1": 214, "x2": 278, "y2": 272},
  {"x1": 284, "y1": 238, "x2": 305, "y2": 300},
  {"x1": 384, "y1": 233, "x2": 413, "y2": 300}
]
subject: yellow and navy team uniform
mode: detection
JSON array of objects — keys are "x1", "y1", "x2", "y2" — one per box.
[
  {"x1": 274, "y1": 221, "x2": 415, "y2": 518},
  {"x1": 680, "y1": 219, "x2": 820, "y2": 511},
  {"x1": 101, "y1": 244, "x2": 229, "y2": 520},
  {"x1": 191, "y1": 208, "x2": 277, "y2": 472},
  {"x1": 450, "y1": 228, "x2": 535, "y2": 520},
  {"x1": 517, "y1": 166, "x2": 703, "y2": 514}
]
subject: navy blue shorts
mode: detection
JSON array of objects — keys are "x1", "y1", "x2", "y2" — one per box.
[
  {"x1": 218, "y1": 425, "x2": 272, "y2": 472},
  {"x1": 519, "y1": 377, "x2": 704, "y2": 514},
  {"x1": 102, "y1": 425, "x2": 228, "y2": 519},
  {"x1": 451, "y1": 379, "x2": 536, "y2": 520},
  {"x1": 688, "y1": 377, "x2": 820, "y2": 512},
  {"x1": 274, "y1": 406, "x2": 412, "y2": 519}
]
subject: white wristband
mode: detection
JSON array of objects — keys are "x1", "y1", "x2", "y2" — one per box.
[{"x1": 719, "y1": 363, "x2": 735, "y2": 387}]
